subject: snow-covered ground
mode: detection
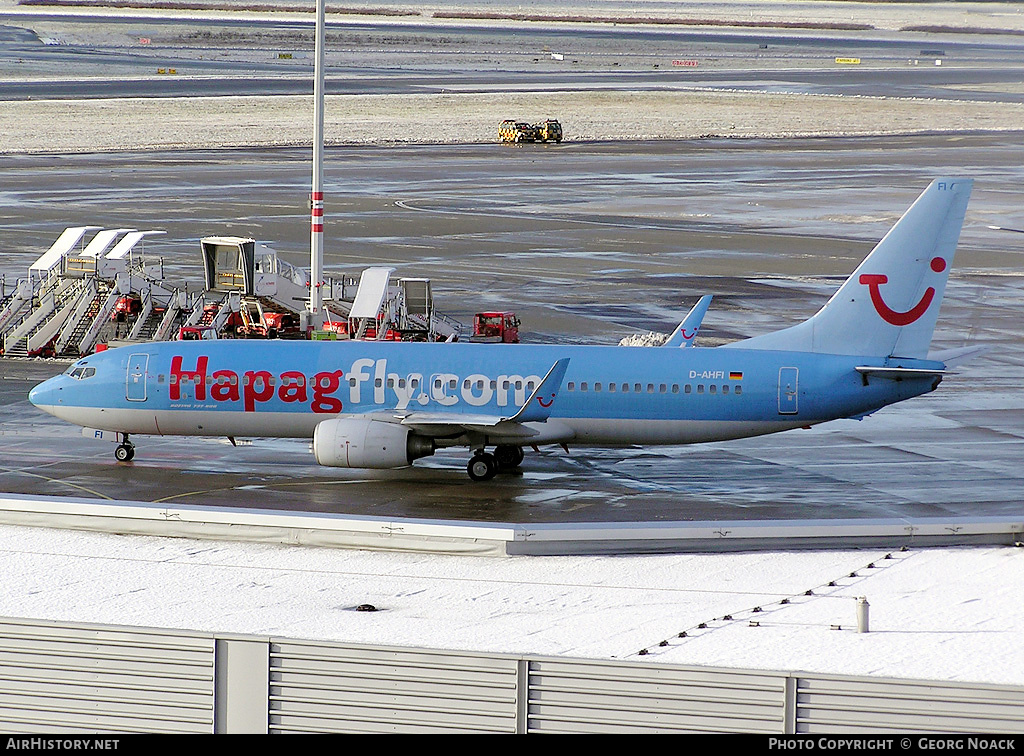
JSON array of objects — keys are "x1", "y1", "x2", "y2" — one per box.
[
  {"x1": 5, "y1": 0, "x2": 1024, "y2": 34},
  {"x1": 2, "y1": 522, "x2": 1021, "y2": 687},
  {"x1": 5, "y1": 1, "x2": 1024, "y2": 152}
]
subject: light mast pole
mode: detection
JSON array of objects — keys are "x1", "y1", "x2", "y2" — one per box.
[{"x1": 308, "y1": 0, "x2": 326, "y2": 331}]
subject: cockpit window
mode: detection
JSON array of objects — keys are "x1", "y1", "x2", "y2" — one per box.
[{"x1": 67, "y1": 367, "x2": 96, "y2": 380}]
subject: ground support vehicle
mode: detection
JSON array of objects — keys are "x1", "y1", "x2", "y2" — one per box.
[
  {"x1": 499, "y1": 119, "x2": 562, "y2": 143},
  {"x1": 469, "y1": 312, "x2": 520, "y2": 343}
]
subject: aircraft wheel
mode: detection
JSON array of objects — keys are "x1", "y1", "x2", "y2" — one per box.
[
  {"x1": 115, "y1": 444, "x2": 135, "y2": 462},
  {"x1": 467, "y1": 453, "x2": 497, "y2": 482},
  {"x1": 494, "y1": 444, "x2": 524, "y2": 469}
]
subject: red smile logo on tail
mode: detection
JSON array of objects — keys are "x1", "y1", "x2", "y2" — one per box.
[{"x1": 859, "y1": 257, "x2": 946, "y2": 326}]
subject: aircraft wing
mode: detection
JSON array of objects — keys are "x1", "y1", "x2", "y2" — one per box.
[
  {"x1": 398, "y1": 415, "x2": 575, "y2": 442},
  {"x1": 664, "y1": 295, "x2": 712, "y2": 347},
  {"x1": 395, "y1": 358, "x2": 572, "y2": 438}
]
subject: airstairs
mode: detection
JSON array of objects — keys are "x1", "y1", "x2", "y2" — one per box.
[
  {"x1": 1, "y1": 226, "x2": 177, "y2": 357},
  {"x1": 1, "y1": 228, "x2": 466, "y2": 358},
  {"x1": 347, "y1": 268, "x2": 462, "y2": 342},
  {"x1": 201, "y1": 236, "x2": 361, "y2": 337},
  {"x1": 0, "y1": 278, "x2": 35, "y2": 337},
  {"x1": 2, "y1": 278, "x2": 87, "y2": 357}
]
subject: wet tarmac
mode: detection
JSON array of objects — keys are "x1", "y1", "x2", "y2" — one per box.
[{"x1": 1, "y1": 135, "x2": 1023, "y2": 524}]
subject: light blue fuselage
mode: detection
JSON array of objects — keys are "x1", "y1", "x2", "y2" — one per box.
[{"x1": 29, "y1": 340, "x2": 940, "y2": 446}]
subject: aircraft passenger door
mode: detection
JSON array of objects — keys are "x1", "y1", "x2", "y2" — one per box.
[
  {"x1": 778, "y1": 367, "x2": 798, "y2": 415},
  {"x1": 126, "y1": 353, "x2": 149, "y2": 402}
]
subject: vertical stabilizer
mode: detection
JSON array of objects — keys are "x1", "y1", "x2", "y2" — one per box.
[{"x1": 725, "y1": 179, "x2": 972, "y2": 358}]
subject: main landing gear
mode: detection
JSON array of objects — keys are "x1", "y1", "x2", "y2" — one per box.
[
  {"x1": 466, "y1": 444, "x2": 525, "y2": 481},
  {"x1": 114, "y1": 434, "x2": 135, "y2": 462}
]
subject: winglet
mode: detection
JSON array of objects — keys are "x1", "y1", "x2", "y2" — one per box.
[
  {"x1": 507, "y1": 358, "x2": 570, "y2": 423},
  {"x1": 664, "y1": 295, "x2": 712, "y2": 347}
]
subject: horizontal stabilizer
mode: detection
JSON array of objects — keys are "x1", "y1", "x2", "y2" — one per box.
[
  {"x1": 928, "y1": 345, "x2": 991, "y2": 368},
  {"x1": 855, "y1": 366, "x2": 945, "y2": 381}
]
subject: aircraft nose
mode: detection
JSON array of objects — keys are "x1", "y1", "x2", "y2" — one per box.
[{"x1": 29, "y1": 378, "x2": 56, "y2": 408}]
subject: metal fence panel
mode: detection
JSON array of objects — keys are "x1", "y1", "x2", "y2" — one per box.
[
  {"x1": 269, "y1": 640, "x2": 520, "y2": 733},
  {"x1": 0, "y1": 618, "x2": 215, "y2": 733},
  {"x1": 2, "y1": 615, "x2": 1024, "y2": 734},
  {"x1": 527, "y1": 658, "x2": 788, "y2": 733},
  {"x1": 797, "y1": 675, "x2": 1024, "y2": 733}
]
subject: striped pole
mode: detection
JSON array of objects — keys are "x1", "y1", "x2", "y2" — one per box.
[{"x1": 308, "y1": 0, "x2": 326, "y2": 331}]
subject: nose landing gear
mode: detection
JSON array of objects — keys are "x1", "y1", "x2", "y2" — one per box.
[{"x1": 114, "y1": 434, "x2": 135, "y2": 462}]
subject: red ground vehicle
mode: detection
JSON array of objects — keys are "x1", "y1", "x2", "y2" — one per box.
[
  {"x1": 321, "y1": 320, "x2": 349, "y2": 337},
  {"x1": 177, "y1": 326, "x2": 217, "y2": 341},
  {"x1": 469, "y1": 312, "x2": 520, "y2": 343},
  {"x1": 262, "y1": 312, "x2": 301, "y2": 339},
  {"x1": 111, "y1": 295, "x2": 142, "y2": 322},
  {"x1": 357, "y1": 325, "x2": 401, "y2": 341}
]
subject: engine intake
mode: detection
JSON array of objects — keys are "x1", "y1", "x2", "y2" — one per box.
[{"x1": 313, "y1": 418, "x2": 435, "y2": 469}]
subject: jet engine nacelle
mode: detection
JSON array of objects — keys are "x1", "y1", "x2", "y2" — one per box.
[{"x1": 313, "y1": 417, "x2": 435, "y2": 469}]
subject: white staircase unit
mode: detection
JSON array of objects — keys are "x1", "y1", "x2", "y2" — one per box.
[
  {"x1": 256, "y1": 246, "x2": 312, "y2": 312},
  {"x1": 105, "y1": 230, "x2": 165, "y2": 260},
  {"x1": 27, "y1": 292, "x2": 80, "y2": 355},
  {"x1": 127, "y1": 287, "x2": 155, "y2": 340},
  {"x1": 349, "y1": 267, "x2": 394, "y2": 338},
  {"x1": 76, "y1": 288, "x2": 121, "y2": 356},
  {"x1": 63, "y1": 228, "x2": 132, "y2": 277},
  {"x1": 428, "y1": 311, "x2": 463, "y2": 341},
  {"x1": 29, "y1": 226, "x2": 100, "y2": 281},
  {"x1": 2, "y1": 278, "x2": 81, "y2": 353},
  {"x1": 349, "y1": 267, "x2": 395, "y2": 320},
  {"x1": 182, "y1": 295, "x2": 213, "y2": 328},
  {"x1": 153, "y1": 290, "x2": 189, "y2": 342},
  {"x1": 54, "y1": 278, "x2": 99, "y2": 355},
  {"x1": 0, "y1": 278, "x2": 33, "y2": 334},
  {"x1": 82, "y1": 229, "x2": 134, "y2": 257},
  {"x1": 208, "y1": 292, "x2": 241, "y2": 333}
]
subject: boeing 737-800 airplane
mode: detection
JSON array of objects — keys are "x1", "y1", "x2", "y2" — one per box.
[{"x1": 30, "y1": 179, "x2": 973, "y2": 481}]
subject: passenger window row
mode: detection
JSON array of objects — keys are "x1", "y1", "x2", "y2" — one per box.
[{"x1": 565, "y1": 382, "x2": 742, "y2": 395}]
